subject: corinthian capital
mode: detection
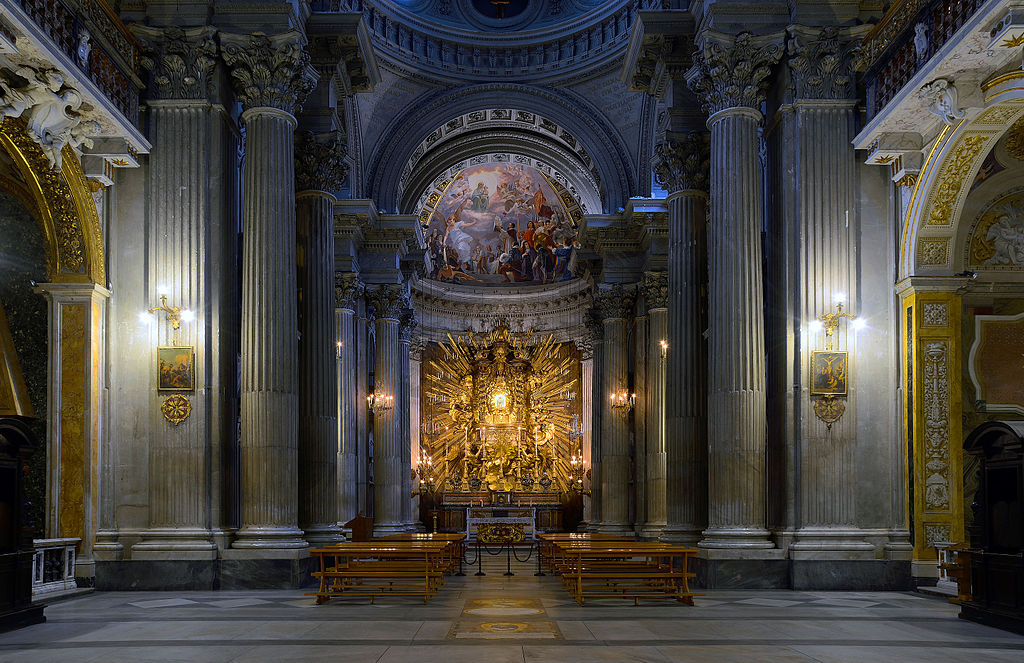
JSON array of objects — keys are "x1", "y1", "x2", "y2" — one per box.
[
  {"x1": 134, "y1": 25, "x2": 217, "y2": 100},
  {"x1": 687, "y1": 31, "x2": 783, "y2": 116},
  {"x1": 295, "y1": 131, "x2": 348, "y2": 193},
  {"x1": 593, "y1": 284, "x2": 636, "y2": 321},
  {"x1": 219, "y1": 30, "x2": 318, "y2": 114},
  {"x1": 399, "y1": 309, "x2": 418, "y2": 341},
  {"x1": 653, "y1": 131, "x2": 710, "y2": 194},
  {"x1": 642, "y1": 272, "x2": 668, "y2": 310},
  {"x1": 366, "y1": 284, "x2": 408, "y2": 320},
  {"x1": 786, "y1": 26, "x2": 861, "y2": 101},
  {"x1": 334, "y1": 271, "x2": 363, "y2": 310}
]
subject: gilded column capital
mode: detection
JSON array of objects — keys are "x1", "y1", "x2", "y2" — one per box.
[
  {"x1": 134, "y1": 25, "x2": 217, "y2": 101},
  {"x1": 295, "y1": 130, "x2": 348, "y2": 193},
  {"x1": 687, "y1": 31, "x2": 783, "y2": 117},
  {"x1": 334, "y1": 271, "x2": 363, "y2": 311},
  {"x1": 786, "y1": 26, "x2": 861, "y2": 101},
  {"x1": 653, "y1": 131, "x2": 710, "y2": 194},
  {"x1": 366, "y1": 284, "x2": 408, "y2": 320},
  {"x1": 593, "y1": 283, "x2": 636, "y2": 321},
  {"x1": 642, "y1": 272, "x2": 668, "y2": 310},
  {"x1": 219, "y1": 30, "x2": 318, "y2": 115}
]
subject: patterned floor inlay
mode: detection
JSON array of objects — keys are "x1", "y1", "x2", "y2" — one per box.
[
  {"x1": 448, "y1": 620, "x2": 562, "y2": 639},
  {"x1": 463, "y1": 598, "x2": 545, "y2": 617}
]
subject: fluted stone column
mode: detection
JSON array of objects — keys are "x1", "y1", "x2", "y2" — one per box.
[
  {"x1": 367, "y1": 285, "x2": 407, "y2": 535},
  {"x1": 641, "y1": 272, "x2": 668, "y2": 539},
  {"x1": 296, "y1": 132, "x2": 347, "y2": 546},
  {"x1": 586, "y1": 315, "x2": 603, "y2": 531},
  {"x1": 688, "y1": 31, "x2": 782, "y2": 549},
  {"x1": 654, "y1": 133, "x2": 710, "y2": 545},
  {"x1": 409, "y1": 341, "x2": 424, "y2": 531},
  {"x1": 398, "y1": 310, "x2": 417, "y2": 531},
  {"x1": 131, "y1": 26, "x2": 224, "y2": 559},
  {"x1": 578, "y1": 339, "x2": 595, "y2": 530},
  {"x1": 222, "y1": 30, "x2": 317, "y2": 550},
  {"x1": 777, "y1": 27, "x2": 875, "y2": 559},
  {"x1": 595, "y1": 284, "x2": 636, "y2": 535},
  {"x1": 335, "y1": 273, "x2": 363, "y2": 531}
]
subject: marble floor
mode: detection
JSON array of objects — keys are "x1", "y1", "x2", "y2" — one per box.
[{"x1": 2, "y1": 556, "x2": 1023, "y2": 663}]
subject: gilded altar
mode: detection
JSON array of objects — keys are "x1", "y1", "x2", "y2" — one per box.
[{"x1": 421, "y1": 324, "x2": 582, "y2": 497}]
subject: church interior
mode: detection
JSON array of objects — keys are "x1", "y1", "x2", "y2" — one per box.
[{"x1": 2, "y1": 0, "x2": 1024, "y2": 659}]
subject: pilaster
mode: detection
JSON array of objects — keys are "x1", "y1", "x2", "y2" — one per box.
[
  {"x1": 335, "y1": 273, "x2": 363, "y2": 530},
  {"x1": 641, "y1": 272, "x2": 668, "y2": 539}
]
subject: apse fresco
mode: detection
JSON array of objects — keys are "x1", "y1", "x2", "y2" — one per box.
[{"x1": 422, "y1": 163, "x2": 581, "y2": 285}]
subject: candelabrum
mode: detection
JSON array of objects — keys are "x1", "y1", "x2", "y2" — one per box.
[
  {"x1": 367, "y1": 391, "x2": 393, "y2": 413},
  {"x1": 568, "y1": 453, "x2": 587, "y2": 493},
  {"x1": 415, "y1": 449, "x2": 437, "y2": 494},
  {"x1": 609, "y1": 390, "x2": 635, "y2": 413}
]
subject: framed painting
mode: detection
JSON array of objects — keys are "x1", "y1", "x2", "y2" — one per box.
[
  {"x1": 157, "y1": 346, "x2": 195, "y2": 391},
  {"x1": 810, "y1": 350, "x2": 848, "y2": 396}
]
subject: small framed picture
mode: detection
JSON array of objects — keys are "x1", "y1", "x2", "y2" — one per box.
[
  {"x1": 810, "y1": 351, "x2": 848, "y2": 396},
  {"x1": 157, "y1": 346, "x2": 195, "y2": 391}
]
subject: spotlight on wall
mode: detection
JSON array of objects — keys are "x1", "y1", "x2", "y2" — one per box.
[
  {"x1": 138, "y1": 310, "x2": 154, "y2": 325},
  {"x1": 852, "y1": 317, "x2": 867, "y2": 331},
  {"x1": 659, "y1": 339, "x2": 668, "y2": 359}
]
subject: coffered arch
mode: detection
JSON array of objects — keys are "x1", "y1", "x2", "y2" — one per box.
[{"x1": 364, "y1": 83, "x2": 637, "y2": 214}]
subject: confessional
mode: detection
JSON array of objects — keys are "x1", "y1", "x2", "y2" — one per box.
[
  {"x1": 961, "y1": 421, "x2": 1024, "y2": 634},
  {"x1": 0, "y1": 417, "x2": 44, "y2": 630}
]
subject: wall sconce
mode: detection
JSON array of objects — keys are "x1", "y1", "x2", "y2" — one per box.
[
  {"x1": 144, "y1": 294, "x2": 193, "y2": 345},
  {"x1": 659, "y1": 339, "x2": 668, "y2": 359},
  {"x1": 809, "y1": 295, "x2": 858, "y2": 430},
  {"x1": 367, "y1": 391, "x2": 393, "y2": 413},
  {"x1": 336, "y1": 341, "x2": 342, "y2": 359},
  {"x1": 609, "y1": 390, "x2": 635, "y2": 413}
]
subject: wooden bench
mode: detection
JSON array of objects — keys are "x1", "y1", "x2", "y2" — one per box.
[
  {"x1": 309, "y1": 541, "x2": 453, "y2": 604},
  {"x1": 540, "y1": 536, "x2": 700, "y2": 606}
]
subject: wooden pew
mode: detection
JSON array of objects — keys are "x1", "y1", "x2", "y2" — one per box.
[
  {"x1": 309, "y1": 541, "x2": 451, "y2": 604},
  {"x1": 541, "y1": 536, "x2": 700, "y2": 606}
]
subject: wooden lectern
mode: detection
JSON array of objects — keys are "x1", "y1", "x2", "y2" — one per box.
[{"x1": 344, "y1": 515, "x2": 374, "y2": 542}]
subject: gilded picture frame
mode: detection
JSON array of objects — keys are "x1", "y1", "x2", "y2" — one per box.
[
  {"x1": 157, "y1": 346, "x2": 195, "y2": 391},
  {"x1": 810, "y1": 350, "x2": 848, "y2": 396}
]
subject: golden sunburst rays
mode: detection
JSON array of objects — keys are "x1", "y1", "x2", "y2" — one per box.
[{"x1": 422, "y1": 327, "x2": 580, "y2": 493}]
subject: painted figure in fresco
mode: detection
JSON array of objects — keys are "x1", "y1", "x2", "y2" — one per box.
[{"x1": 471, "y1": 181, "x2": 490, "y2": 211}]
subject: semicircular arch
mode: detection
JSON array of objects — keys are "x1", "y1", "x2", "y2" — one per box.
[
  {"x1": 902, "y1": 77, "x2": 1024, "y2": 279},
  {"x1": 365, "y1": 83, "x2": 636, "y2": 213},
  {"x1": 0, "y1": 118, "x2": 104, "y2": 284}
]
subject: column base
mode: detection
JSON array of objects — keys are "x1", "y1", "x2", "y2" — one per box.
[
  {"x1": 660, "y1": 526, "x2": 703, "y2": 545},
  {"x1": 301, "y1": 524, "x2": 345, "y2": 548},
  {"x1": 637, "y1": 522, "x2": 666, "y2": 540},
  {"x1": 232, "y1": 526, "x2": 308, "y2": 550},
  {"x1": 597, "y1": 522, "x2": 635, "y2": 537},
  {"x1": 92, "y1": 530, "x2": 125, "y2": 561},
  {"x1": 789, "y1": 527, "x2": 876, "y2": 560},
  {"x1": 132, "y1": 528, "x2": 219, "y2": 561},
  {"x1": 698, "y1": 527, "x2": 775, "y2": 549},
  {"x1": 373, "y1": 521, "x2": 407, "y2": 537}
]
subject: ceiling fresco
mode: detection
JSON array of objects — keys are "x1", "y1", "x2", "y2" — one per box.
[{"x1": 421, "y1": 162, "x2": 582, "y2": 285}]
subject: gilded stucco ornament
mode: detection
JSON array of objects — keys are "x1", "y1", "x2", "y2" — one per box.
[
  {"x1": 161, "y1": 394, "x2": 192, "y2": 425},
  {"x1": 653, "y1": 131, "x2": 709, "y2": 194},
  {"x1": 927, "y1": 134, "x2": 989, "y2": 226},
  {"x1": 134, "y1": 26, "x2": 218, "y2": 100},
  {"x1": 295, "y1": 131, "x2": 348, "y2": 193},
  {"x1": 786, "y1": 26, "x2": 861, "y2": 100},
  {"x1": 219, "y1": 31, "x2": 318, "y2": 115},
  {"x1": 0, "y1": 65, "x2": 99, "y2": 170},
  {"x1": 1006, "y1": 116, "x2": 1024, "y2": 161},
  {"x1": 687, "y1": 31, "x2": 783, "y2": 116}
]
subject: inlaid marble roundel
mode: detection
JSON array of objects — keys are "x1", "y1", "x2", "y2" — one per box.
[{"x1": 421, "y1": 163, "x2": 580, "y2": 286}]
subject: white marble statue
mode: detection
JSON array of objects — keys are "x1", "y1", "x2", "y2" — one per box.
[
  {"x1": 985, "y1": 211, "x2": 1024, "y2": 266},
  {"x1": 913, "y1": 23, "x2": 929, "y2": 64},
  {"x1": 918, "y1": 78, "x2": 966, "y2": 127},
  {"x1": 0, "y1": 65, "x2": 96, "y2": 170}
]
